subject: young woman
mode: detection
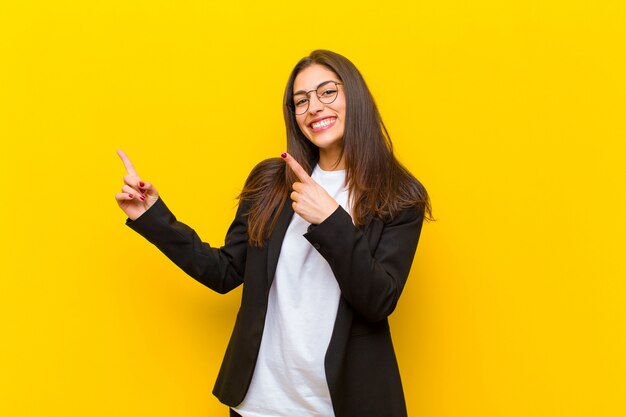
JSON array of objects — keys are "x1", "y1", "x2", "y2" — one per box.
[{"x1": 115, "y1": 50, "x2": 431, "y2": 417}]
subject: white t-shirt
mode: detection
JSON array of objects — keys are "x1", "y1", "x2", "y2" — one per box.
[{"x1": 233, "y1": 165, "x2": 349, "y2": 417}]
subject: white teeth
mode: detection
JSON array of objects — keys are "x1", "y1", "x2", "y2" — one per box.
[{"x1": 312, "y1": 118, "x2": 335, "y2": 129}]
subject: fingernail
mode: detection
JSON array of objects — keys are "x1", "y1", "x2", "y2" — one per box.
[
  {"x1": 281, "y1": 152, "x2": 287, "y2": 159},
  {"x1": 139, "y1": 195, "x2": 145, "y2": 201},
  {"x1": 128, "y1": 194, "x2": 134, "y2": 198},
  {"x1": 139, "y1": 181, "x2": 145, "y2": 187}
]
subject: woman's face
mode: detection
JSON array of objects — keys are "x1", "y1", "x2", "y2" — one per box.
[{"x1": 293, "y1": 64, "x2": 346, "y2": 154}]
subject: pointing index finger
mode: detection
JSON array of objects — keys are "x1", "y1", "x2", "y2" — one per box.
[
  {"x1": 282, "y1": 152, "x2": 313, "y2": 184},
  {"x1": 117, "y1": 149, "x2": 138, "y2": 176}
]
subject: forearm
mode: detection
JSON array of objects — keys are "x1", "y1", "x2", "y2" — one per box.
[
  {"x1": 304, "y1": 206, "x2": 424, "y2": 322},
  {"x1": 126, "y1": 197, "x2": 248, "y2": 294}
]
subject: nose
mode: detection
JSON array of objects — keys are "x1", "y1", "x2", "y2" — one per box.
[{"x1": 307, "y1": 94, "x2": 324, "y2": 114}]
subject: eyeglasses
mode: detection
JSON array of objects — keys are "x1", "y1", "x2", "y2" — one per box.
[{"x1": 290, "y1": 80, "x2": 342, "y2": 115}]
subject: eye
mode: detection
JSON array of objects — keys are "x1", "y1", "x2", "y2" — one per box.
[
  {"x1": 320, "y1": 88, "x2": 337, "y2": 97},
  {"x1": 294, "y1": 97, "x2": 309, "y2": 107}
]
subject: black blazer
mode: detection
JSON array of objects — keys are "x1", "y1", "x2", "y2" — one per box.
[{"x1": 127, "y1": 163, "x2": 425, "y2": 417}]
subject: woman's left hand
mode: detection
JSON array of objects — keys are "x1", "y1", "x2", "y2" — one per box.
[{"x1": 282, "y1": 152, "x2": 339, "y2": 225}]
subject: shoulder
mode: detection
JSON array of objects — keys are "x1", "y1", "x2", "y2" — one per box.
[
  {"x1": 391, "y1": 164, "x2": 431, "y2": 223},
  {"x1": 239, "y1": 158, "x2": 289, "y2": 245},
  {"x1": 244, "y1": 157, "x2": 285, "y2": 187},
  {"x1": 250, "y1": 157, "x2": 285, "y2": 172},
  {"x1": 238, "y1": 157, "x2": 287, "y2": 214},
  {"x1": 384, "y1": 203, "x2": 425, "y2": 227},
  {"x1": 395, "y1": 164, "x2": 427, "y2": 197}
]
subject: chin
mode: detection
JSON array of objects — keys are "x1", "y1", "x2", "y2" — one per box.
[
  {"x1": 306, "y1": 131, "x2": 344, "y2": 148},
  {"x1": 313, "y1": 140, "x2": 343, "y2": 152}
]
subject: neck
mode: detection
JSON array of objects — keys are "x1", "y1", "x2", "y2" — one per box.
[{"x1": 318, "y1": 148, "x2": 345, "y2": 171}]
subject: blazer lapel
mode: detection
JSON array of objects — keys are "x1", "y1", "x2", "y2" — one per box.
[{"x1": 266, "y1": 199, "x2": 294, "y2": 285}]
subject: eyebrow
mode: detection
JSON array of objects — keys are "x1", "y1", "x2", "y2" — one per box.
[{"x1": 293, "y1": 80, "x2": 339, "y2": 96}]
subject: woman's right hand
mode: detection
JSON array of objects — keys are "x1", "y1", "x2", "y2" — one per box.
[{"x1": 115, "y1": 149, "x2": 159, "y2": 221}]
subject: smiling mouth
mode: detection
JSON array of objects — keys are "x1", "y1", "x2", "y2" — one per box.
[{"x1": 310, "y1": 117, "x2": 336, "y2": 131}]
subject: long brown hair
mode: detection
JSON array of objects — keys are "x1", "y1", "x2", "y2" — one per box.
[{"x1": 240, "y1": 50, "x2": 432, "y2": 246}]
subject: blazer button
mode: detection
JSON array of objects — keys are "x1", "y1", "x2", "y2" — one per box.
[{"x1": 313, "y1": 243, "x2": 321, "y2": 250}]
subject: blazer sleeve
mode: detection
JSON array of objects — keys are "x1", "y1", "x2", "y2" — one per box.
[
  {"x1": 125, "y1": 197, "x2": 250, "y2": 294},
  {"x1": 304, "y1": 205, "x2": 425, "y2": 322}
]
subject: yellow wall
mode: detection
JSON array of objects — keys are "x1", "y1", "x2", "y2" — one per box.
[{"x1": 1, "y1": 1, "x2": 624, "y2": 415}]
